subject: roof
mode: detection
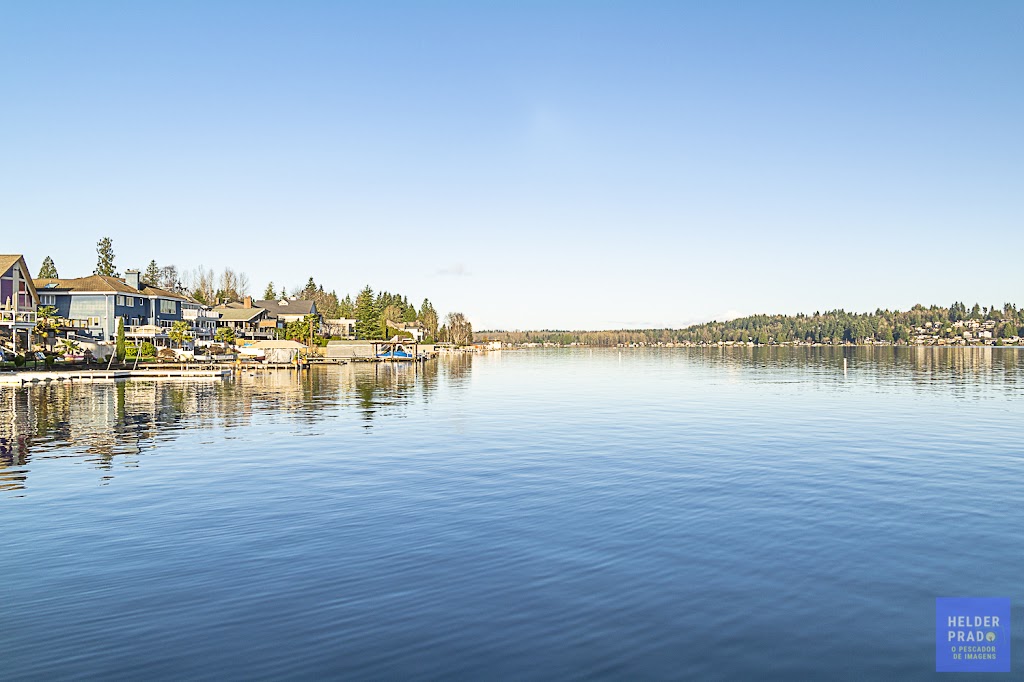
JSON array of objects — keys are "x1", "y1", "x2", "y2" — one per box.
[
  {"x1": 213, "y1": 307, "x2": 266, "y2": 322},
  {"x1": 33, "y1": 274, "x2": 189, "y2": 300},
  {"x1": 254, "y1": 299, "x2": 317, "y2": 316},
  {"x1": 0, "y1": 254, "x2": 23, "y2": 274},
  {"x1": 0, "y1": 255, "x2": 39, "y2": 302},
  {"x1": 253, "y1": 340, "x2": 306, "y2": 349}
]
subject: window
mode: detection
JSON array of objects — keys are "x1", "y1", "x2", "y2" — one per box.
[
  {"x1": 159, "y1": 299, "x2": 176, "y2": 315},
  {"x1": 40, "y1": 294, "x2": 56, "y2": 305},
  {"x1": 89, "y1": 317, "x2": 101, "y2": 327},
  {"x1": 116, "y1": 295, "x2": 124, "y2": 305},
  {"x1": 126, "y1": 297, "x2": 134, "y2": 307}
]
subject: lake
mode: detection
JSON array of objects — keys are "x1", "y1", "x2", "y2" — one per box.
[{"x1": 1, "y1": 347, "x2": 1021, "y2": 680}]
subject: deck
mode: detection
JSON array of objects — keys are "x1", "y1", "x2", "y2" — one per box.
[{"x1": 0, "y1": 368, "x2": 232, "y2": 385}]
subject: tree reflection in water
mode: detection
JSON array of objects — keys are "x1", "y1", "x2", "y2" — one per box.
[{"x1": 0, "y1": 357, "x2": 473, "y2": 492}]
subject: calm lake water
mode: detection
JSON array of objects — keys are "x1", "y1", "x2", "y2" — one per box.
[{"x1": 2, "y1": 348, "x2": 1022, "y2": 680}]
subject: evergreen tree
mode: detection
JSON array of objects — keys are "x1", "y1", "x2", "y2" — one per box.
[
  {"x1": 264, "y1": 282, "x2": 276, "y2": 299},
  {"x1": 323, "y1": 290, "x2": 341, "y2": 319},
  {"x1": 94, "y1": 237, "x2": 118, "y2": 277},
  {"x1": 116, "y1": 319, "x2": 126, "y2": 361},
  {"x1": 338, "y1": 294, "x2": 355, "y2": 318},
  {"x1": 354, "y1": 285, "x2": 379, "y2": 340},
  {"x1": 38, "y1": 256, "x2": 59, "y2": 279},
  {"x1": 418, "y1": 299, "x2": 438, "y2": 340},
  {"x1": 143, "y1": 260, "x2": 160, "y2": 285}
]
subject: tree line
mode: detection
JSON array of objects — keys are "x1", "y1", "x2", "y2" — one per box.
[{"x1": 480, "y1": 302, "x2": 1023, "y2": 347}]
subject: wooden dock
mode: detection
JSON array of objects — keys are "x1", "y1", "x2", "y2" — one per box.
[{"x1": 0, "y1": 368, "x2": 232, "y2": 385}]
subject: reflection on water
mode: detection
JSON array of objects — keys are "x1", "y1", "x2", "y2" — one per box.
[
  {"x1": 2, "y1": 348, "x2": 1017, "y2": 494},
  {"x1": 0, "y1": 347, "x2": 1021, "y2": 680},
  {"x1": 0, "y1": 355, "x2": 474, "y2": 493},
  {"x1": 668, "y1": 345, "x2": 1023, "y2": 398}
]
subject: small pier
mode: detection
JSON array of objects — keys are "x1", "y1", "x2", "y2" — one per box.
[{"x1": 1, "y1": 368, "x2": 232, "y2": 385}]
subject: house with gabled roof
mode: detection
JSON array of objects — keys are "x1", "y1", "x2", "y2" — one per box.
[
  {"x1": 213, "y1": 298, "x2": 281, "y2": 340},
  {"x1": 252, "y1": 298, "x2": 318, "y2": 324},
  {"x1": 35, "y1": 269, "x2": 191, "y2": 345},
  {"x1": 0, "y1": 254, "x2": 38, "y2": 353}
]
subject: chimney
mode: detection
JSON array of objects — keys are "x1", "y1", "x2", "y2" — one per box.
[
  {"x1": 125, "y1": 269, "x2": 141, "y2": 290},
  {"x1": 244, "y1": 296, "x2": 252, "y2": 309}
]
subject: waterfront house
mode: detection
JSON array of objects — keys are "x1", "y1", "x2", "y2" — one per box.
[
  {"x1": 34, "y1": 269, "x2": 191, "y2": 347},
  {"x1": 322, "y1": 318, "x2": 356, "y2": 339},
  {"x1": 0, "y1": 254, "x2": 39, "y2": 353},
  {"x1": 252, "y1": 298, "x2": 318, "y2": 325},
  {"x1": 213, "y1": 299, "x2": 280, "y2": 340},
  {"x1": 385, "y1": 320, "x2": 427, "y2": 341},
  {"x1": 183, "y1": 302, "x2": 220, "y2": 342}
]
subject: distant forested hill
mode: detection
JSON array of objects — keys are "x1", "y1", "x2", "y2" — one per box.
[{"x1": 479, "y1": 302, "x2": 1022, "y2": 346}]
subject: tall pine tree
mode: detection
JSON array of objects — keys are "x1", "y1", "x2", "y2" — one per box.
[
  {"x1": 38, "y1": 256, "x2": 59, "y2": 278},
  {"x1": 116, "y1": 318, "x2": 126, "y2": 361},
  {"x1": 418, "y1": 299, "x2": 438, "y2": 340},
  {"x1": 143, "y1": 260, "x2": 160, "y2": 285},
  {"x1": 94, "y1": 237, "x2": 118, "y2": 277},
  {"x1": 354, "y1": 285, "x2": 379, "y2": 340}
]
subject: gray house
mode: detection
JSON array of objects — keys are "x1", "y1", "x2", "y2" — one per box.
[
  {"x1": 213, "y1": 301, "x2": 280, "y2": 341},
  {"x1": 253, "y1": 298, "x2": 318, "y2": 324}
]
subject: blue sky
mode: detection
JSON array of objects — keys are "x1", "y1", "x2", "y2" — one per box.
[{"x1": 2, "y1": 1, "x2": 1021, "y2": 329}]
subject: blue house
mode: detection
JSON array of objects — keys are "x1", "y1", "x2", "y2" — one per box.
[{"x1": 35, "y1": 269, "x2": 193, "y2": 346}]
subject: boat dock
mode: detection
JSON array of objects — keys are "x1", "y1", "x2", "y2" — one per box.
[
  {"x1": 1, "y1": 351, "x2": 438, "y2": 385},
  {"x1": 1, "y1": 368, "x2": 232, "y2": 385}
]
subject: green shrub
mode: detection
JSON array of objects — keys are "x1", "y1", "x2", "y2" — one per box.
[
  {"x1": 140, "y1": 342, "x2": 156, "y2": 358},
  {"x1": 13, "y1": 354, "x2": 26, "y2": 367}
]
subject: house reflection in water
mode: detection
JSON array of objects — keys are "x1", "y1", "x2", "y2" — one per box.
[{"x1": 0, "y1": 357, "x2": 474, "y2": 492}]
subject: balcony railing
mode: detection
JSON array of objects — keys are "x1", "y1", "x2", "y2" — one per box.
[
  {"x1": 182, "y1": 308, "x2": 220, "y2": 321},
  {"x1": 0, "y1": 310, "x2": 36, "y2": 325}
]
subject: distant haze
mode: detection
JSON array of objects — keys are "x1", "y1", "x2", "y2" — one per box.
[{"x1": 2, "y1": 2, "x2": 1021, "y2": 329}]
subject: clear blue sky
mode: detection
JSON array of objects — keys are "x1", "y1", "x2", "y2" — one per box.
[{"x1": 2, "y1": 1, "x2": 1021, "y2": 329}]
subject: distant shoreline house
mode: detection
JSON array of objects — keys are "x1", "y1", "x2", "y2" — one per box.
[
  {"x1": 0, "y1": 254, "x2": 39, "y2": 353},
  {"x1": 34, "y1": 269, "x2": 194, "y2": 348},
  {"x1": 213, "y1": 298, "x2": 281, "y2": 341},
  {"x1": 212, "y1": 297, "x2": 320, "y2": 341},
  {"x1": 323, "y1": 318, "x2": 356, "y2": 339},
  {"x1": 386, "y1": 319, "x2": 426, "y2": 341},
  {"x1": 253, "y1": 298, "x2": 318, "y2": 325}
]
